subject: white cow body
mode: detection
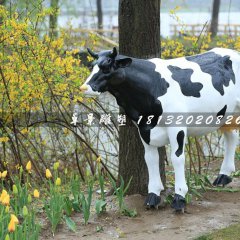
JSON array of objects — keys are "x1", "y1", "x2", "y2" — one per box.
[
  {"x1": 81, "y1": 47, "x2": 240, "y2": 210},
  {"x1": 147, "y1": 48, "x2": 240, "y2": 147}
]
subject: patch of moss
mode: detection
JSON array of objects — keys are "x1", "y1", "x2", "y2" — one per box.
[{"x1": 195, "y1": 224, "x2": 240, "y2": 240}]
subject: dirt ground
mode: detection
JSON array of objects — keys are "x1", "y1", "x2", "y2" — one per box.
[{"x1": 40, "y1": 178, "x2": 240, "y2": 240}]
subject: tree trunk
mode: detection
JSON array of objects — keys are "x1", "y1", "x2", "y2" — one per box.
[
  {"x1": 210, "y1": 0, "x2": 221, "y2": 38},
  {"x1": 118, "y1": 0, "x2": 166, "y2": 195},
  {"x1": 49, "y1": 0, "x2": 59, "y2": 38},
  {"x1": 96, "y1": 0, "x2": 103, "y2": 30}
]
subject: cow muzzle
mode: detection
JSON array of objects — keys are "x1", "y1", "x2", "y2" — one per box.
[
  {"x1": 80, "y1": 84, "x2": 88, "y2": 92},
  {"x1": 80, "y1": 83, "x2": 100, "y2": 96}
]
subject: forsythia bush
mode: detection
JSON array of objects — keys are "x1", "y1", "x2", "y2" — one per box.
[
  {"x1": 0, "y1": 5, "x2": 95, "y2": 176},
  {"x1": 161, "y1": 34, "x2": 240, "y2": 59},
  {"x1": 0, "y1": 5, "x2": 88, "y2": 124}
]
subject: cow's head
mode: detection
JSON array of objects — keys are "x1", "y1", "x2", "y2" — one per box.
[{"x1": 80, "y1": 47, "x2": 132, "y2": 96}]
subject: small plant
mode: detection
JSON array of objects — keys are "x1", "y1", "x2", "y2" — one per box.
[
  {"x1": 63, "y1": 173, "x2": 83, "y2": 217},
  {"x1": 95, "y1": 199, "x2": 106, "y2": 215},
  {"x1": 166, "y1": 172, "x2": 212, "y2": 205},
  {"x1": 80, "y1": 181, "x2": 93, "y2": 225},
  {"x1": 109, "y1": 176, "x2": 137, "y2": 217},
  {"x1": 95, "y1": 174, "x2": 107, "y2": 215},
  {"x1": 11, "y1": 166, "x2": 30, "y2": 215},
  {"x1": 0, "y1": 190, "x2": 11, "y2": 238},
  {"x1": 69, "y1": 174, "x2": 82, "y2": 212},
  {"x1": 13, "y1": 206, "x2": 41, "y2": 240},
  {"x1": 0, "y1": 188, "x2": 41, "y2": 240},
  {"x1": 232, "y1": 170, "x2": 240, "y2": 177},
  {"x1": 63, "y1": 215, "x2": 77, "y2": 233},
  {"x1": 44, "y1": 185, "x2": 65, "y2": 235},
  {"x1": 44, "y1": 169, "x2": 65, "y2": 235}
]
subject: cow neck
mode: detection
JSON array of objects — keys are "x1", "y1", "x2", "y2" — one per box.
[{"x1": 108, "y1": 58, "x2": 169, "y2": 126}]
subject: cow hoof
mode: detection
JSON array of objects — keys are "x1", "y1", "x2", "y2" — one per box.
[
  {"x1": 171, "y1": 194, "x2": 186, "y2": 212},
  {"x1": 213, "y1": 174, "x2": 232, "y2": 186},
  {"x1": 144, "y1": 193, "x2": 161, "y2": 209}
]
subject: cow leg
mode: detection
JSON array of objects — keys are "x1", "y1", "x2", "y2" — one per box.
[
  {"x1": 213, "y1": 129, "x2": 239, "y2": 186},
  {"x1": 168, "y1": 128, "x2": 188, "y2": 212},
  {"x1": 142, "y1": 142, "x2": 164, "y2": 209}
]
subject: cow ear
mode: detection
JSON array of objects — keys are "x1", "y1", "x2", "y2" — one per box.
[{"x1": 115, "y1": 58, "x2": 132, "y2": 68}]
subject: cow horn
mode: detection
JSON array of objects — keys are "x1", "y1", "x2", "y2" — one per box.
[
  {"x1": 109, "y1": 47, "x2": 117, "y2": 58},
  {"x1": 87, "y1": 48, "x2": 98, "y2": 59}
]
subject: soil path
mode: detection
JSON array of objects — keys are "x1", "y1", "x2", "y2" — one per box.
[{"x1": 41, "y1": 178, "x2": 240, "y2": 240}]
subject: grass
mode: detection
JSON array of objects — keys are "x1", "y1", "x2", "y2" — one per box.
[{"x1": 195, "y1": 223, "x2": 240, "y2": 240}]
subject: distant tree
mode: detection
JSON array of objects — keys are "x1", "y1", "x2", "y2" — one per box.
[
  {"x1": 118, "y1": 0, "x2": 166, "y2": 195},
  {"x1": 49, "y1": 0, "x2": 59, "y2": 38},
  {"x1": 210, "y1": 0, "x2": 221, "y2": 38},
  {"x1": 96, "y1": 0, "x2": 103, "y2": 30}
]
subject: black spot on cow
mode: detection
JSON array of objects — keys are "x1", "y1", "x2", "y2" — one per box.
[
  {"x1": 217, "y1": 105, "x2": 227, "y2": 118},
  {"x1": 175, "y1": 130, "x2": 185, "y2": 157},
  {"x1": 186, "y1": 52, "x2": 235, "y2": 96},
  {"x1": 139, "y1": 128, "x2": 151, "y2": 145},
  {"x1": 167, "y1": 65, "x2": 203, "y2": 97}
]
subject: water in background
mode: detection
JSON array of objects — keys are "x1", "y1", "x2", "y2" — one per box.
[
  {"x1": 58, "y1": 11, "x2": 240, "y2": 37},
  {"x1": 58, "y1": 0, "x2": 240, "y2": 37}
]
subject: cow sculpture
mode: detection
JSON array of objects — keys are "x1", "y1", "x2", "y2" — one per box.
[{"x1": 80, "y1": 47, "x2": 240, "y2": 212}]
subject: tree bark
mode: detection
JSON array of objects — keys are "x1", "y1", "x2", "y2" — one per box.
[
  {"x1": 210, "y1": 0, "x2": 221, "y2": 38},
  {"x1": 96, "y1": 0, "x2": 103, "y2": 30},
  {"x1": 118, "y1": 0, "x2": 166, "y2": 195},
  {"x1": 49, "y1": 0, "x2": 59, "y2": 38}
]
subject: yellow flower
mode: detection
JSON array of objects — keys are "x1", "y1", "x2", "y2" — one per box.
[
  {"x1": 8, "y1": 214, "x2": 19, "y2": 233},
  {"x1": 0, "y1": 190, "x2": 10, "y2": 206},
  {"x1": 0, "y1": 172, "x2": 1, "y2": 178},
  {"x1": 8, "y1": 219, "x2": 16, "y2": 233},
  {"x1": 0, "y1": 189, "x2": 8, "y2": 201},
  {"x1": 53, "y1": 161, "x2": 60, "y2": 170},
  {"x1": 96, "y1": 156, "x2": 101, "y2": 163},
  {"x1": 55, "y1": 177, "x2": 61, "y2": 186},
  {"x1": 33, "y1": 189, "x2": 40, "y2": 198},
  {"x1": 20, "y1": 128, "x2": 28, "y2": 134},
  {"x1": 1, "y1": 170, "x2": 7, "y2": 178},
  {"x1": 11, "y1": 214, "x2": 19, "y2": 224},
  {"x1": 0, "y1": 137, "x2": 9, "y2": 142},
  {"x1": 2, "y1": 194, "x2": 10, "y2": 206},
  {"x1": 26, "y1": 161, "x2": 31, "y2": 172},
  {"x1": 45, "y1": 169, "x2": 52, "y2": 179}
]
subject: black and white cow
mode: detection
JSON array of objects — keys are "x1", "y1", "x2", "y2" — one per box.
[{"x1": 80, "y1": 47, "x2": 240, "y2": 211}]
